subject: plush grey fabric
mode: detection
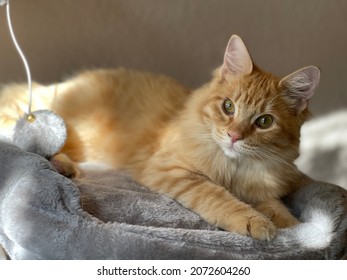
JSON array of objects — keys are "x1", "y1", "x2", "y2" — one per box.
[{"x1": 0, "y1": 141, "x2": 346, "y2": 260}]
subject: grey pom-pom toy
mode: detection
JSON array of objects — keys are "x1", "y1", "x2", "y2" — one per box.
[{"x1": 12, "y1": 110, "x2": 67, "y2": 158}]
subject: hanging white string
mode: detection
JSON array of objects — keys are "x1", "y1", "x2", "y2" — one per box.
[{"x1": 5, "y1": 0, "x2": 33, "y2": 117}]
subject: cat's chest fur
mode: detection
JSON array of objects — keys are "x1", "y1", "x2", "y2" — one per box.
[
  {"x1": 224, "y1": 159, "x2": 287, "y2": 204},
  {"x1": 201, "y1": 152, "x2": 288, "y2": 205}
]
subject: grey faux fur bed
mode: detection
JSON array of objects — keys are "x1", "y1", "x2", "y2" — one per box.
[{"x1": 0, "y1": 140, "x2": 346, "y2": 259}]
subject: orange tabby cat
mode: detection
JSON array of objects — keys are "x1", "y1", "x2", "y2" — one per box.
[{"x1": 0, "y1": 35, "x2": 320, "y2": 240}]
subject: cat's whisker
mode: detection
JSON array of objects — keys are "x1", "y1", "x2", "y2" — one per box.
[
  {"x1": 254, "y1": 149, "x2": 295, "y2": 167},
  {"x1": 243, "y1": 144, "x2": 281, "y2": 162},
  {"x1": 261, "y1": 146, "x2": 296, "y2": 161},
  {"x1": 183, "y1": 135, "x2": 216, "y2": 141}
]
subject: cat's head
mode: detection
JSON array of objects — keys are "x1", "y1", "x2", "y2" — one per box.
[{"x1": 199, "y1": 35, "x2": 320, "y2": 163}]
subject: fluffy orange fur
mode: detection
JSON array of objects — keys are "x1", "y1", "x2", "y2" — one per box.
[{"x1": 0, "y1": 35, "x2": 320, "y2": 240}]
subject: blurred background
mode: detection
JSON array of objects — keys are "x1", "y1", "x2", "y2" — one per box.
[{"x1": 0, "y1": 0, "x2": 346, "y2": 186}]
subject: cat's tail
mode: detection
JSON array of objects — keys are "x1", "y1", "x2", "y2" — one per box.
[
  {"x1": 275, "y1": 183, "x2": 346, "y2": 251},
  {"x1": 281, "y1": 209, "x2": 338, "y2": 249}
]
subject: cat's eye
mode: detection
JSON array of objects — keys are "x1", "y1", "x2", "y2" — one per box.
[
  {"x1": 255, "y1": 114, "x2": 274, "y2": 129},
  {"x1": 222, "y1": 99, "x2": 235, "y2": 115}
]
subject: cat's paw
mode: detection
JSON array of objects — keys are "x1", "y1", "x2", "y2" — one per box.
[
  {"x1": 50, "y1": 153, "x2": 81, "y2": 178},
  {"x1": 231, "y1": 213, "x2": 277, "y2": 240},
  {"x1": 245, "y1": 215, "x2": 277, "y2": 240}
]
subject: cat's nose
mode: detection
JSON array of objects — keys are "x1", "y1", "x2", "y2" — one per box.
[{"x1": 227, "y1": 131, "x2": 242, "y2": 144}]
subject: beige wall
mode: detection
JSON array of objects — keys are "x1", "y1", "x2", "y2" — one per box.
[{"x1": 0, "y1": 0, "x2": 346, "y2": 116}]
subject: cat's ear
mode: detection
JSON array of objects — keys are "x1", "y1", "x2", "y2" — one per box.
[
  {"x1": 279, "y1": 66, "x2": 320, "y2": 113},
  {"x1": 221, "y1": 35, "x2": 253, "y2": 77}
]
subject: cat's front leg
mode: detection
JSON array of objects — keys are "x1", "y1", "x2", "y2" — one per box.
[
  {"x1": 145, "y1": 170, "x2": 277, "y2": 240},
  {"x1": 50, "y1": 153, "x2": 81, "y2": 178},
  {"x1": 255, "y1": 198, "x2": 299, "y2": 228},
  {"x1": 173, "y1": 178, "x2": 278, "y2": 240}
]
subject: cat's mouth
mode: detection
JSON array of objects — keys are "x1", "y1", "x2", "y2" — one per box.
[
  {"x1": 220, "y1": 141, "x2": 243, "y2": 159},
  {"x1": 213, "y1": 132, "x2": 246, "y2": 159}
]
